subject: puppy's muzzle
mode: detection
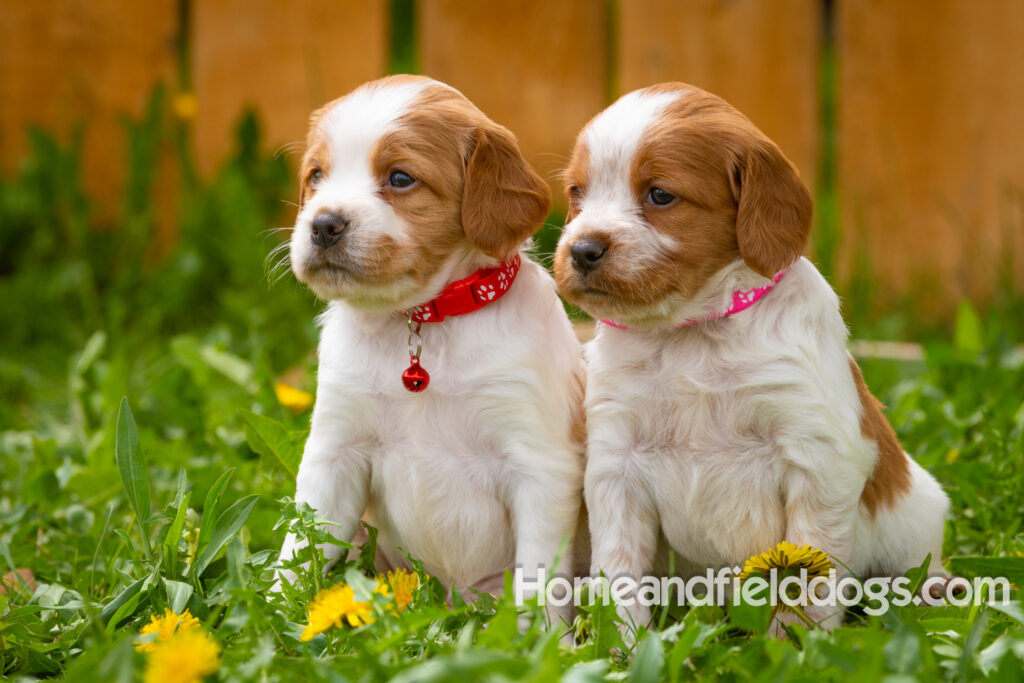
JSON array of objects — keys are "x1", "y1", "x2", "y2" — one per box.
[
  {"x1": 570, "y1": 237, "x2": 608, "y2": 274},
  {"x1": 311, "y1": 211, "x2": 350, "y2": 249}
]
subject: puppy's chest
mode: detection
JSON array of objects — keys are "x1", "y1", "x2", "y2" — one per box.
[
  {"x1": 370, "y1": 393, "x2": 512, "y2": 488},
  {"x1": 606, "y1": 347, "x2": 775, "y2": 455},
  {"x1": 598, "y1": 344, "x2": 789, "y2": 563},
  {"x1": 362, "y1": 394, "x2": 517, "y2": 579}
]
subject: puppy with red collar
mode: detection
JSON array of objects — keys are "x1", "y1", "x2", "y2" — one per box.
[
  {"x1": 554, "y1": 83, "x2": 951, "y2": 634},
  {"x1": 278, "y1": 76, "x2": 585, "y2": 624}
]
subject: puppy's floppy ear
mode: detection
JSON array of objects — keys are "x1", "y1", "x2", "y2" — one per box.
[
  {"x1": 462, "y1": 123, "x2": 551, "y2": 260},
  {"x1": 731, "y1": 139, "x2": 812, "y2": 277}
]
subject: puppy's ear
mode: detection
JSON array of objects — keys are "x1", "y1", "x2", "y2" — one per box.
[
  {"x1": 462, "y1": 124, "x2": 550, "y2": 260},
  {"x1": 731, "y1": 139, "x2": 812, "y2": 277}
]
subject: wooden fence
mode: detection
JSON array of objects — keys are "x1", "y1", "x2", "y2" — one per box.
[{"x1": 1, "y1": 0, "x2": 1022, "y2": 317}]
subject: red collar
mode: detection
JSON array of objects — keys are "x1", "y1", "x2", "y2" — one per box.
[
  {"x1": 397, "y1": 254, "x2": 522, "y2": 393},
  {"x1": 405, "y1": 254, "x2": 521, "y2": 323}
]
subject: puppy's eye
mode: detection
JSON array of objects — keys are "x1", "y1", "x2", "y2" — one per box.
[
  {"x1": 569, "y1": 185, "x2": 582, "y2": 200},
  {"x1": 309, "y1": 169, "x2": 324, "y2": 187},
  {"x1": 388, "y1": 170, "x2": 416, "y2": 189},
  {"x1": 647, "y1": 187, "x2": 675, "y2": 206}
]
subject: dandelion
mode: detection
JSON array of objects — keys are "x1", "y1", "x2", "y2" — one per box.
[
  {"x1": 274, "y1": 382, "x2": 314, "y2": 413},
  {"x1": 135, "y1": 608, "x2": 201, "y2": 652},
  {"x1": 143, "y1": 629, "x2": 220, "y2": 683},
  {"x1": 171, "y1": 92, "x2": 199, "y2": 122},
  {"x1": 739, "y1": 541, "x2": 832, "y2": 581},
  {"x1": 740, "y1": 541, "x2": 832, "y2": 621},
  {"x1": 379, "y1": 568, "x2": 419, "y2": 611},
  {"x1": 300, "y1": 582, "x2": 374, "y2": 641}
]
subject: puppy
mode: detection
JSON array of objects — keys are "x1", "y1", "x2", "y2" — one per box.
[
  {"x1": 278, "y1": 76, "x2": 585, "y2": 626},
  {"x1": 554, "y1": 83, "x2": 951, "y2": 634}
]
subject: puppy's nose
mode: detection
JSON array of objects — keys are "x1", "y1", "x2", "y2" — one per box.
[
  {"x1": 310, "y1": 212, "x2": 349, "y2": 249},
  {"x1": 570, "y1": 238, "x2": 608, "y2": 274}
]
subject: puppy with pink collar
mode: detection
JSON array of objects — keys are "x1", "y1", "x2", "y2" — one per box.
[{"x1": 555, "y1": 82, "x2": 951, "y2": 634}]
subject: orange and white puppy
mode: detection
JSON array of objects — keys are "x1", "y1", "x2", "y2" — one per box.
[
  {"x1": 278, "y1": 76, "x2": 585, "y2": 624},
  {"x1": 554, "y1": 83, "x2": 950, "y2": 634}
]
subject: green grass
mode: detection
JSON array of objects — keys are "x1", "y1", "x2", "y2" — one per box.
[{"x1": 1, "y1": 98, "x2": 1023, "y2": 682}]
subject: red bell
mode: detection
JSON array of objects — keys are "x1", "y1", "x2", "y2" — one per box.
[{"x1": 401, "y1": 357, "x2": 430, "y2": 392}]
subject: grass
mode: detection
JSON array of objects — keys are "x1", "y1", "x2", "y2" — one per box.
[{"x1": 1, "y1": 98, "x2": 1023, "y2": 682}]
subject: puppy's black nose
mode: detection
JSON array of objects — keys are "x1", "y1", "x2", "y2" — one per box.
[
  {"x1": 311, "y1": 212, "x2": 349, "y2": 249},
  {"x1": 570, "y1": 238, "x2": 608, "y2": 274}
]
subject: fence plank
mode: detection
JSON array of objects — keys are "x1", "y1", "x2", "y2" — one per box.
[
  {"x1": 619, "y1": 0, "x2": 821, "y2": 190},
  {"x1": 838, "y1": 0, "x2": 1024, "y2": 312},
  {"x1": 193, "y1": 0, "x2": 389, "y2": 178},
  {"x1": 419, "y1": 0, "x2": 608, "y2": 207},
  {"x1": 0, "y1": 0, "x2": 178, "y2": 215}
]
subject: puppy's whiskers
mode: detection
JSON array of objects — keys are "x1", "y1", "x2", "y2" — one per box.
[{"x1": 265, "y1": 240, "x2": 294, "y2": 285}]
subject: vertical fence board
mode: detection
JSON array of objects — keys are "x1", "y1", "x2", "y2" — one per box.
[
  {"x1": 0, "y1": 0, "x2": 178, "y2": 215},
  {"x1": 838, "y1": 0, "x2": 1024, "y2": 311},
  {"x1": 419, "y1": 0, "x2": 608, "y2": 206},
  {"x1": 619, "y1": 0, "x2": 821, "y2": 191},
  {"x1": 193, "y1": 0, "x2": 389, "y2": 178}
]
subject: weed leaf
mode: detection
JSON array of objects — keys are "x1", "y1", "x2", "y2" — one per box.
[
  {"x1": 190, "y1": 494, "x2": 259, "y2": 579},
  {"x1": 240, "y1": 410, "x2": 303, "y2": 478},
  {"x1": 115, "y1": 398, "x2": 151, "y2": 556}
]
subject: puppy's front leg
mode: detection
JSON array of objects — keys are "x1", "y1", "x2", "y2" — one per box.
[
  {"x1": 585, "y1": 451, "x2": 659, "y2": 640},
  {"x1": 775, "y1": 466, "x2": 859, "y2": 634},
  {"x1": 275, "y1": 417, "x2": 371, "y2": 589},
  {"x1": 510, "y1": 456, "x2": 582, "y2": 632}
]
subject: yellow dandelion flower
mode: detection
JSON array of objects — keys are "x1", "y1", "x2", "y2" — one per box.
[
  {"x1": 300, "y1": 582, "x2": 374, "y2": 641},
  {"x1": 739, "y1": 541, "x2": 832, "y2": 580},
  {"x1": 135, "y1": 608, "x2": 201, "y2": 652},
  {"x1": 143, "y1": 629, "x2": 220, "y2": 683},
  {"x1": 740, "y1": 541, "x2": 833, "y2": 617},
  {"x1": 382, "y1": 568, "x2": 419, "y2": 611},
  {"x1": 274, "y1": 382, "x2": 314, "y2": 413},
  {"x1": 171, "y1": 92, "x2": 199, "y2": 121}
]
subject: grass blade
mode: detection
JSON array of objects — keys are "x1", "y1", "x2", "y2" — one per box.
[
  {"x1": 196, "y1": 468, "x2": 234, "y2": 553},
  {"x1": 115, "y1": 398, "x2": 151, "y2": 558},
  {"x1": 189, "y1": 494, "x2": 259, "y2": 579},
  {"x1": 162, "y1": 470, "x2": 191, "y2": 577}
]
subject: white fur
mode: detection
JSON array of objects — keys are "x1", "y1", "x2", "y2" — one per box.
[
  {"x1": 278, "y1": 80, "x2": 584, "y2": 629},
  {"x1": 289, "y1": 80, "x2": 433, "y2": 307},
  {"x1": 563, "y1": 90, "x2": 684, "y2": 287},
  {"x1": 571, "y1": 97, "x2": 951, "y2": 635}
]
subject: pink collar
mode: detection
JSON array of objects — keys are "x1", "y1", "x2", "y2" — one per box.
[{"x1": 600, "y1": 269, "x2": 786, "y2": 330}]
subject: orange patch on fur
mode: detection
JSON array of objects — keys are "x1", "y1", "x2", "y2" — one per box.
[
  {"x1": 555, "y1": 82, "x2": 812, "y2": 312},
  {"x1": 569, "y1": 364, "x2": 587, "y2": 449},
  {"x1": 297, "y1": 76, "x2": 548, "y2": 290},
  {"x1": 461, "y1": 124, "x2": 550, "y2": 260},
  {"x1": 299, "y1": 119, "x2": 331, "y2": 209},
  {"x1": 849, "y1": 356, "x2": 912, "y2": 517}
]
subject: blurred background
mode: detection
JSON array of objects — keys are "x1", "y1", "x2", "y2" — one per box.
[
  {"x1": 3, "y1": 9, "x2": 1024, "y2": 673},
  {"x1": 1, "y1": 0, "x2": 1022, "y2": 434}
]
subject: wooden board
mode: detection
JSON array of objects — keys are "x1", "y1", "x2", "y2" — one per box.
[
  {"x1": 838, "y1": 0, "x2": 1024, "y2": 311},
  {"x1": 0, "y1": 0, "x2": 178, "y2": 217},
  {"x1": 419, "y1": 0, "x2": 608, "y2": 207},
  {"x1": 192, "y1": 0, "x2": 389, "y2": 178},
  {"x1": 618, "y1": 0, "x2": 821, "y2": 191}
]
